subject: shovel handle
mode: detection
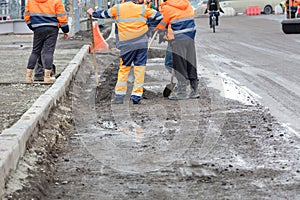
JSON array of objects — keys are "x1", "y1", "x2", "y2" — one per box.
[
  {"x1": 148, "y1": 30, "x2": 158, "y2": 50},
  {"x1": 171, "y1": 68, "x2": 174, "y2": 84},
  {"x1": 89, "y1": 15, "x2": 99, "y2": 86}
]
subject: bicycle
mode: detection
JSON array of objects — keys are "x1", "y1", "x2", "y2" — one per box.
[{"x1": 209, "y1": 11, "x2": 219, "y2": 33}]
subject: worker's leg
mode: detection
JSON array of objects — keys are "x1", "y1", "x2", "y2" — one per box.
[
  {"x1": 26, "y1": 29, "x2": 45, "y2": 83},
  {"x1": 42, "y1": 27, "x2": 58, "y2": 83},
  {"x1": 131, "y1": 66, "x2": 146, "y2": 104},
  {"x1": 185, "y1": 39, "x2": 199, "y2": 99},
  {"x1": 164, "y1": 42, "x2": 173, "y2": 73},
  {"x1": 42, "y1": 27, "x2": 58, "y2": 71},
  {"x1": 131, "y1": 48, "x2": 147, "y2": 104},
  {"x1": 34, "y1": 53, "x2": 56, "y2": 81},
  {"x1": 113, "y1": 61, "x2": 131, "y2": 103},
  {"x1": 112, "y1": 49, "x2": 136, "y2": 104},
  {"x1": 169, "y1": 40, "x2": 188, "y2": 100},
  {"x1": 34, "y1": 55, "x2": 44, "y2": 81}
]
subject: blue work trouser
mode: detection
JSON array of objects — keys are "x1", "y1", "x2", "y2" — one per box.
[
  {"x1": 27, "y1": 27, "x2": 58, "y2": 70},
  {"x1": 165, "y1": 41, "x2": 173, "y2": 73},
  {"x1": 115, "y1": 47, "x2": 148, "y2": 97}
]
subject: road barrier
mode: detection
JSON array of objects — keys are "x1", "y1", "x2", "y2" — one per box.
[{"x1": 245, "y1": 6, "x2": 261, "y2": 16}]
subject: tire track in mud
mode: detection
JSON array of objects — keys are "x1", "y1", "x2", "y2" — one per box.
[{"x1": 4, "y1": 50, "x2": 300, "y2": 199}]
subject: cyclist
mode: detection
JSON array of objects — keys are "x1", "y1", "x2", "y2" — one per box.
[{"x1": 206, "y1": 0, "x2": 224, "y2": 28}]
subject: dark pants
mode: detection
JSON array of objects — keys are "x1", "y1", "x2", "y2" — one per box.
[
  {"x1": 171, "y1": 39, "x2": 197, "y2": 82},
  {"x1": 27, "y1": 27, "x2": 58, "y2": 70},
  {"x1": 34, "y1": 56, "x2": 44, "y2": 77},
  {"x1": 286, "y1": 11, "x2": 296, "y2": 18},
  {"x1": 34, "y1": 55, "x2": 55, "y2": 77}
]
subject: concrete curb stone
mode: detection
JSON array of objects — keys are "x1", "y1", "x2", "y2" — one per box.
[{"x1": 0, "y1": 45, "x2": 90, "y2": 198}]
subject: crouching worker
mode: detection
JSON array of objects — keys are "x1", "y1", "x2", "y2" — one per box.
[
  {"x1": 155, "y1": 0, "x2": 199, "y2": 100},
  {"x1": 24, "y1": 0, "x2": 69, "y2": 83},
  {"x1": 87, "y1": 0, "x2": 162, "y2": 104}
]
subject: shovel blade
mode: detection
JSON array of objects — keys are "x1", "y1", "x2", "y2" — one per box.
[{"x1": 163, "y1": 83, "x2": 176, "y2": 97}]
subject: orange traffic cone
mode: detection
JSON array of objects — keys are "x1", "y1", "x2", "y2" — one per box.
[{"x1": 89, "y1": 21, "x2": 109, "y2": 52}]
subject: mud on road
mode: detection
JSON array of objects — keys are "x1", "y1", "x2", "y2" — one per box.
[{"x1": 3, "y1": 44, "x2": 300, "y2": 199}]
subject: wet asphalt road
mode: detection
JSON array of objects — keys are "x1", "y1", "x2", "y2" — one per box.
[{"x1": 195, "y1": 15, "x2": 300, "y2": 136}]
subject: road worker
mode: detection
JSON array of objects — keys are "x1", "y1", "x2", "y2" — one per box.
[
  {"x1": 155, "y1": 0, "x2": 199, "y2": 100},
  {"x1": 24, "y1": 0, "x2": 69, "y2": 83},
  {"x1": 280, "y1": 1, "x2": 287, "y2": 13},
  {"x1": 163, "y1": 25, "x2": 174, "y2": 74},
  {"x1": 87, "y1": 0, "x2": 163, "y2": 104},
  {"x1": 285, "y1": 0, "x2": 299, "y2": 18},
  {"x1": 158, "y1": 0, "x2": 173, "y2": 73},
  {"x1": 146, "y1": 0, "x2": 159, "y2": 37},
  {"x1": 146, "y1": 0, "x2": 158, "y2": 10}
]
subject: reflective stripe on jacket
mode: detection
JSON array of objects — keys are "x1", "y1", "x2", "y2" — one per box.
[
  {"x1": 92, "y1": 1, "x2": 162, "y2": 48},
  {"x1": 24, "y1": 0, "x2": 69, "y2": 33},
  {"x1": 156, "y1": 0, "x2": 196, "y2": 40}
]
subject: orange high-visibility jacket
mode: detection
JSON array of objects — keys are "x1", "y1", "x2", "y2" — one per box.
[
  {"x1": 24, "y1": 0, "x2": 69, "y2": 33},
  {"x1": 285, "y1": 0, "x2": 299, "y2": 11},
  {"x1": 156, "y1": 0, "x2": 196, "y2": 40},
  {"x1": 92, "y1": 1, "x2": 162, "y2": 48}
]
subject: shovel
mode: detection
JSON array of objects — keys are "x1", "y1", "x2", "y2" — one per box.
[
  {"x1": 148, "y1": 30, "x2": 158, "y2": 50},
  {"x1": 163, "y1": 68, "x2": 176, "y2": 97}
]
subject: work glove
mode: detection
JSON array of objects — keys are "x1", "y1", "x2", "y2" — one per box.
[
  {"x1": 27, "y1": 23, "x2": 33, "y2": 31},
  {"x1": 157, "y1": 29, "x2": 166, "y2": 44},
  {"x1": 158, "y1": 32, "x2": 164, "y2": 44}
]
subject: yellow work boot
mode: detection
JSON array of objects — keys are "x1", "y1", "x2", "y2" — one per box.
[
  {"x1": 44, "y1": 69, "x2": 56, "y2": 83},
  {"x1": 26, "y1": 69, "x2": 34, "y2": 83}
]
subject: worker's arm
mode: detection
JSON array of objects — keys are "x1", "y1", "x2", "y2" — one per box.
[
  {"x1": 154, "y1": 6, "x2": 171, "y2": 31},
  {"x1": 24, "y1": 2, "x2": 33, "y2": 30},
  {"x1": 146, "y1": 8, "x2": 163, "y2": 28},
  {"x1": 56, "y1": 0, "x2": 69, "y2": 34},
  {"x1": 87, "y1": 8, "x2": 112, "y2": 19}
]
